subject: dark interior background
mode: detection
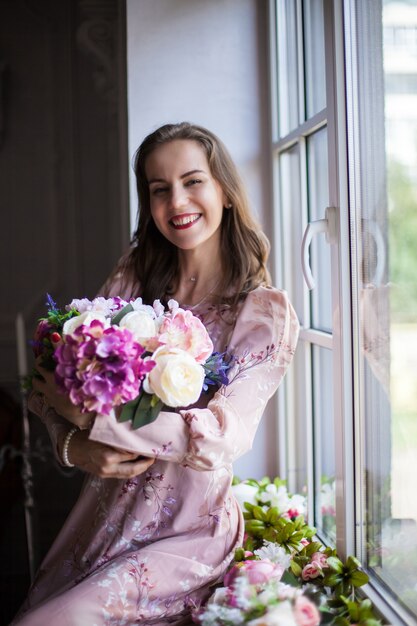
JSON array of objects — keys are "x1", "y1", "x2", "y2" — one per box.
[{"x1": 0, "y1": 0, "x2": 129, "y2": 622}]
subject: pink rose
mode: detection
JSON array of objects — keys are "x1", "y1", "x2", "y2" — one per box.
[
  {"x1": 224, "y1": 559, "x2": 284, "y2": 587},
  {"x1": 294, "y1": 596, "x2": 320, "y2": 626},
  {"x1": 284, "y1": 508, "x2": 301, "y2": 519},
  {"x1": 311, "y1": 552, "x2": 329, "y2": 569},
  {"x1": 158, "y1": 309, "x2": 213, "y2": 363},
  {"x1": 301, "y1": 563, "x2": 322, "y2": 581}
]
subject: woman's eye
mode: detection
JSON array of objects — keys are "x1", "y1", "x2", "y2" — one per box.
[
  {"x1": 185, "y1": 179, "x2": 202, "y2": 187},
  {"x1": 152, "y1": 186, "x2": 168, "y2": 195}
]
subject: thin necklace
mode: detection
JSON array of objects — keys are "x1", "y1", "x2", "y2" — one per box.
[{"x1": 187, "y1": 279, "x2": 221, "y2": 309}]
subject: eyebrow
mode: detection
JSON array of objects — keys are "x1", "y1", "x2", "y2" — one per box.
[{"x1": 148, "y1": 169, "x2": 206, "y2": 185}]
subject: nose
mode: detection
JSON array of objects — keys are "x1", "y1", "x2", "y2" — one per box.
[{"x1": 170, "y1": 183, "x2": 189, "y2": 210}]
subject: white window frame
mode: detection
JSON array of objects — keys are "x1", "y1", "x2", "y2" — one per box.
[{"x1": 268, "y1": 1, "x2": 413, "y2": 624}]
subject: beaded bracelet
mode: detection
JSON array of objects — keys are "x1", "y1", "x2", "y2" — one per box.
[{"x1": 62, "y1": 427, "x2": 79, "y2": 467}]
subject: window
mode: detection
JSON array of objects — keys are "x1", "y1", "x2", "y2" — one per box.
[{"x1": 270, "y1": 0, "x2": 417, "y2": 623}]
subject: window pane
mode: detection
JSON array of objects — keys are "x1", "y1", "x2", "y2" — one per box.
[
  {"x1": 354, "y1": 1, "x2": 417, "y2": 618},
  {"x1": 286, "y1": 344, "x2": 308, "y2": 497},
  {"x1": 307, "y1": 127, "x2": 332, "y2": 332},
  {"x1": 303, "y1": 0, "x2": 326, "y2": 117},
  {"x1": 276, "y1": 0, "x2": 300, "y2": 136},
  {"x1": 278, "y1": 146, "x2": 304, "y2": 324},
  {"x1": 312, "y1": 346, "x2": 336, "y2": 544}
]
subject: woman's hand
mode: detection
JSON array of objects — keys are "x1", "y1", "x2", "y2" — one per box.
[
  {"x1": 65, "y1": 429, "x2": 155, "y2": 479},
  {"x1": 32, "y1": 359, "x2": 94, "y2": 429}
]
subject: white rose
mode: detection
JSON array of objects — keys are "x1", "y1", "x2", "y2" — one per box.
[
  {"x1": 62, "y1": 311, "x2": 109, "y2": 336},
  {"x1": 232, "y1": 482, "x2": 259, "y2": 510},
  {"x1": 147, "y1": 347, "x2": 204, "y2": 407},
  {"x1": 118, "y1": 310, "x2": 158, "y2": 347}
]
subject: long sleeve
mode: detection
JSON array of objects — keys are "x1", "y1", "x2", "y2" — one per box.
[
  {"x1": 27, "y1": 391, "x2": 72, "y2": 464},
  {"x1": 89, "y1": 287, "x2": 299, "y2": 470}
]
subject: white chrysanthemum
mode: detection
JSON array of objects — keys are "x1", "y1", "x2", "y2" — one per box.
[
  {"x1": 259, "y1": 484, "x2": 290, "y2": 512},
  {"x1": 254, "y1": 541, "x2": 292, "y2": 569}
]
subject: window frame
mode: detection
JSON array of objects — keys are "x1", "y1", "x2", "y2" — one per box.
[{"x1": 268, "y1": 1, "x2": 414, "y2": 623}]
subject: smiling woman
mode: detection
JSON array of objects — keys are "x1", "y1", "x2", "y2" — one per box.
[
  {"x1": 146, "y1": 140, "x2": 226, "y2": 270},
  {"x1": 12, "y1": 123, "x2": 299, "y2": 626},
  {"x1": 129, "y1": 123, "x2": 272, "y2": 310}
]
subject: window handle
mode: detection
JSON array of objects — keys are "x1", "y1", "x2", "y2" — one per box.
[{"x1": 301, "y1": 206, "x2": 337, "y2": 290}]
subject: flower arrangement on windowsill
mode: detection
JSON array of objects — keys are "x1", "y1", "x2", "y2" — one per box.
[{"x1": 193, "y1": 477, "x2": 384, "y2": 626}]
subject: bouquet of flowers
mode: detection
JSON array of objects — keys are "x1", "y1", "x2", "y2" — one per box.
[
  {"x1": 195, "y1": 567, "x2": 321, "y2": 626},
  {"x1": 193, "y1": 477, "x2": 383, "y2": 626},
  {"x1": 29, "y1": 294, "x2": 231, "y2": 429}
]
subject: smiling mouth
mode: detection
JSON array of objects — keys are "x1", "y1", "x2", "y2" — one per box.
[{"x1": 170, "y1": 214, "x2": 201, "y2": 229}]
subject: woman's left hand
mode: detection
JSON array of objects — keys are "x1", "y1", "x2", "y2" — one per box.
[{"x1": 32, "y1": 358, "x2": 95, "y2": 429}]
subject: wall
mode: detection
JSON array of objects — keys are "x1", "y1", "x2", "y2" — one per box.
[{"x1": 126, "y1": 0, "x2": 277, "y2": 479}]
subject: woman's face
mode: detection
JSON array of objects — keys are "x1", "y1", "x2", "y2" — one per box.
[{"x1": 145, "y1": 139, "x2": 227, "y2": 254}]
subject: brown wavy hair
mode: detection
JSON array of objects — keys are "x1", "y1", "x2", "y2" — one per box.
[{"x1": 123, "y1": 122, "x2": 271, "y2": 306}]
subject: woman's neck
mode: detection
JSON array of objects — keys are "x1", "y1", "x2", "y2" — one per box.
[{"x1": 174, "y1": 250, "x2": 222, "y2": 307}]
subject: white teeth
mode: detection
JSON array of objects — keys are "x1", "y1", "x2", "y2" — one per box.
[{"x1": 171, "y1": 215, "x2": 200, "y2": 226}]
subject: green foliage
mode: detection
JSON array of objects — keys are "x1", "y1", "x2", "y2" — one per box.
[
  {"x1": 236, "y1": 476, "x2": 383, "y2": 626},
  {"x1": 118, "y1": 391, "x2": 163, "y2": 430},
  {"x1": 243, "y1": 502, "x2": 316, "y2": 551}
]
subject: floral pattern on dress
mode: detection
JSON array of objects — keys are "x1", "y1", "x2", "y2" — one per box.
[{"x1": 15, "y1": 285, "x2": 299, "y2": 626}]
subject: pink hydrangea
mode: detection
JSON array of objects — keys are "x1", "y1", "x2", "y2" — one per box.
[
  {"x1": 158, "y1": 308, "x2": 213, "y2": 363},
  {"x1": 54, "y1": 320, "x2": 154, "y2": 415}
]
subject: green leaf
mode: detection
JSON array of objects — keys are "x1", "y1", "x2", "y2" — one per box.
[
  {"x1": 117, "y1": 392, "x2": 163, "y2": 430},
  {"x1": 346, "y1": 555, "x2": 361, "y2": 571},
  {"x1": 118, "y1": 397, "x2": 140, "y2": 423},
  {"x1": 245, "y1": 520, "x2": 265, "y2": 535},
  {"x1": 290, "y1": 560, "x2": 302, "y2": 577},
  {"x1": 282, "y1": 568, "x2": 301, "y2": 586},
  {"x1": 265, "y1": 507, "x2": 280, "y2": 524},
  {"x1": 252, "y1": 505, "x2": 266, "y2": 521},
  {"x1": 111, "y1": 303, "x2": 134, "y2": 326},
  {"x1": 327, "y1": 556, "x2": 344, "y2": 574},
  {"x1": 345, "y1": 600, "x2": 360, "y2": 621},
  {"x1": 332, "y1": 618, "x2": 351, "y2": 626},
  {"x1": 131, "y1": 396, "x2": 163, "y2": 430},
  {"x1": 323, "y1": 573, "x2": 342, "y2": 587},
  {"x1": 350, "y1": 569, "x2": 369, "y2": 587},
  {"x1": 305, "y1": 542, "x2": 323, "y2": 556},
  {"x1": 234, "y1": 547, "x2": 245, "y2": 562}
]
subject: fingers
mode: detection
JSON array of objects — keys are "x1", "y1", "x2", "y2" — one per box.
[
  {"x1": 113, "y1": 456, "x2": 155, "y2": 479},
  {"x1": 96, "y1": 455, "x2": 155, "y2": 479},
  {"x1": 67, "y1": 431, "x2": 155, "y2": 479}
]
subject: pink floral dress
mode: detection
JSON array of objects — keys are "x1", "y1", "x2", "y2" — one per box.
[{"x1": 13, "y1": 285, "x2": 299, "y2": 626}]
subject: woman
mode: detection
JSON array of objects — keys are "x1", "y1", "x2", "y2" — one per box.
[{"x1": 13, "y1": 123, "x2": 299, "y2": 625}]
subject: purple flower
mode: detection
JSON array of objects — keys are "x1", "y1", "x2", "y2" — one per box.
[
  {"x1": 54, "y1": 322, "x2": 155, "y2": 415},
  {"x1": 202, "y1": 352, "x2": 233, "y2": 391}
]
